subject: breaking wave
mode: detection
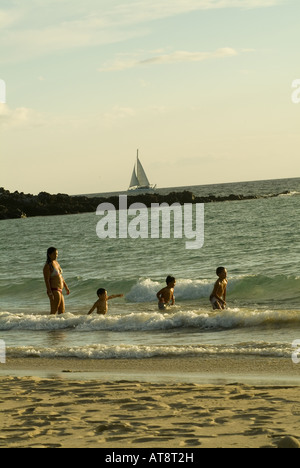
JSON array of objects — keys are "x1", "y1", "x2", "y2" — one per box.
[
  {"x1": 1, "y1": 307, "x2": 300, "y2": 332},
  {"x1": 7, "y1": 341, "x2": 292, "y2": 360}
]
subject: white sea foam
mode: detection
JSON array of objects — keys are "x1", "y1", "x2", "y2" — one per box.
[
  {"x1": 125, "y1": 275, "x2": 300, "y2": 304},
  {"x1": 278, "y1": 190, "x2": 300, "y2": 197},
  {"x1": 1, "y1": 308, "x2": 299, "y2": 332},
  {"x1": 7, "y1": 341, "x2": 291, "y2": 360},
  {"x1": 126, "y1": 278, "x2": 213, "y2": 303}
]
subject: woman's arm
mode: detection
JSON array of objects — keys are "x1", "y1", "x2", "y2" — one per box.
[
  {"x1": 56, "y1": 262, "x2": 70, "y2": 295},
  {"x1": 43, "y1": 264, "x2": 53, "y2": 298},
  {"x1": 63, "y1": 280, "x2": 70, "y2": 295}
]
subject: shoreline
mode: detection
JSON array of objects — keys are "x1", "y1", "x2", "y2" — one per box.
[
  {"x1": 1, "y1": 355, "x2": 300, "y2": 384},
  {"x1": 1, "y1": 356, "x2": 300, "y2": 448}
]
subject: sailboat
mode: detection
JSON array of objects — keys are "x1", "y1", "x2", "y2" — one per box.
[{"x1": 128, "y1": 150, "x2": 157, "y2": 192}]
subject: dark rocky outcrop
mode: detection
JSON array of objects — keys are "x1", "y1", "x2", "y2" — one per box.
[{"x1": 0, "y1": 187, "x2": 291, "y2": 220}]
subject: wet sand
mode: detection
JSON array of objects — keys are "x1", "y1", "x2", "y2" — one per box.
[{"x1": 1, "y1": 356, "x2": 300, "y2": 448}]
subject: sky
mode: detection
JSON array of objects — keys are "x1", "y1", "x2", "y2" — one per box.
[{"x1": 0, "y1": 0, "x2": 299, "y2": 195}]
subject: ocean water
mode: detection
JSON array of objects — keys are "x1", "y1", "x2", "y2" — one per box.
[{"x1": 1, "y1": 178, "x2": 300, "y2": 368}]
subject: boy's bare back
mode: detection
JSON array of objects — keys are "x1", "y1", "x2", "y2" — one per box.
[
  {"x1": 88, "y1": 289, "x2": 124, "y2": 315},
  {"x1": 210, "y1": 267, "x2": 228, "y2": 310},
  {"x1": 157, "y1": 286, "x2": 174, "y2": 304},
  {"x1": 91, "y1": 297, "x2": 107, "y2": 315}
]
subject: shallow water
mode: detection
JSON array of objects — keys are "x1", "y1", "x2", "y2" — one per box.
[{"x1": 1, "y1": 178, "x2": 300, "y2": 364}]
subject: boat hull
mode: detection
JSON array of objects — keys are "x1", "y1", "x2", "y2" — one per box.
[{"x1": 128, "y1": 185, "x2": 157, "y2": 193}]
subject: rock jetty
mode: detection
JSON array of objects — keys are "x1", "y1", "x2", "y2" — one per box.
[{"x1": 0, "y1": 187, "x2": 290, "y2": 220}]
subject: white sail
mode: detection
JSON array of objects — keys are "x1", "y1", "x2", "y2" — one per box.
[
  {"x1": 128, "y1": 150, "x2": 156, "y2": 191},
  {"x1": 129, "y1": 167, "x2": 139, "y2": 189},
  {"x1": 136, "y1": 156, "x2": 150, "y2": 187}
]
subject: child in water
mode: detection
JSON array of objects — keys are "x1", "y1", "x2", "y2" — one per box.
[
  {"x1": 88, "y1": 288, "x2": 124, "y2": 315},
  {"x1": 156, "y1": 276, "x2": 176, "y2": 310},
  {"x1": 210, "y1": 267, "x2": 228, "y2": 310}
]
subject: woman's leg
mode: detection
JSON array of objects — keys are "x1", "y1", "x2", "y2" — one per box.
[
  {"x1": 49, "y1": 290, "x2": 64, "y2": 315},
  {"x1": 58, "y1": 293, "x2": 65, "y2": 315}
]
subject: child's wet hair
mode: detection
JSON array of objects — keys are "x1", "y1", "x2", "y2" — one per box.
[
  {"x1": 216, "y1": 266, "x2": 225, "y2": 276},
  {"x1": 166, "y1": 275, "x2": 175, "y2": 285}
]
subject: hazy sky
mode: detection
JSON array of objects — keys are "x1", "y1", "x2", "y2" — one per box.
[{"x1": 0, "y1": 0, "x2": 299, "y2": 195}]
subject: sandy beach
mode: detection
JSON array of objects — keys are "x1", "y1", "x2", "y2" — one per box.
[{"x1": 1, "y1": 356, "x2": 300, "y2": 448}]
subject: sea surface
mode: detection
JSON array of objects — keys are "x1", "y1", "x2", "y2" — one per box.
[{"x1": 1, "y1": 178, "x2": 300, "y2": 375}]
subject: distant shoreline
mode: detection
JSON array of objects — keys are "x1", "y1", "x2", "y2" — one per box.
[{"x1": 0, "y1": 186, "x2": 292, "y2": 220}]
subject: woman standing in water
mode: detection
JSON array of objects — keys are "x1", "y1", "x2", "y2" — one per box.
[{"x1": 43, "y1": 247, "x2": 70, "y2": 315}]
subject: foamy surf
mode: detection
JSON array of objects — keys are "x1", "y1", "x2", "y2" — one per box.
[
  {"x1": 1, "y1": 308, "x2": 300, "y2": 332},
  {"x1": 126, "y1": 275, "x2": 300, "y2": 304},
  {"x1": 1, "y1": 275, "x2": 300, "y2": 311},
  {"x1": 7, "y1": 341, "x2": 291, "y2": 360}
]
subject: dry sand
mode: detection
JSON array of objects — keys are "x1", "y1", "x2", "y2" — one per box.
[{"x1": 1, "y1": 356, "x2": 300, "y2": 448}]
